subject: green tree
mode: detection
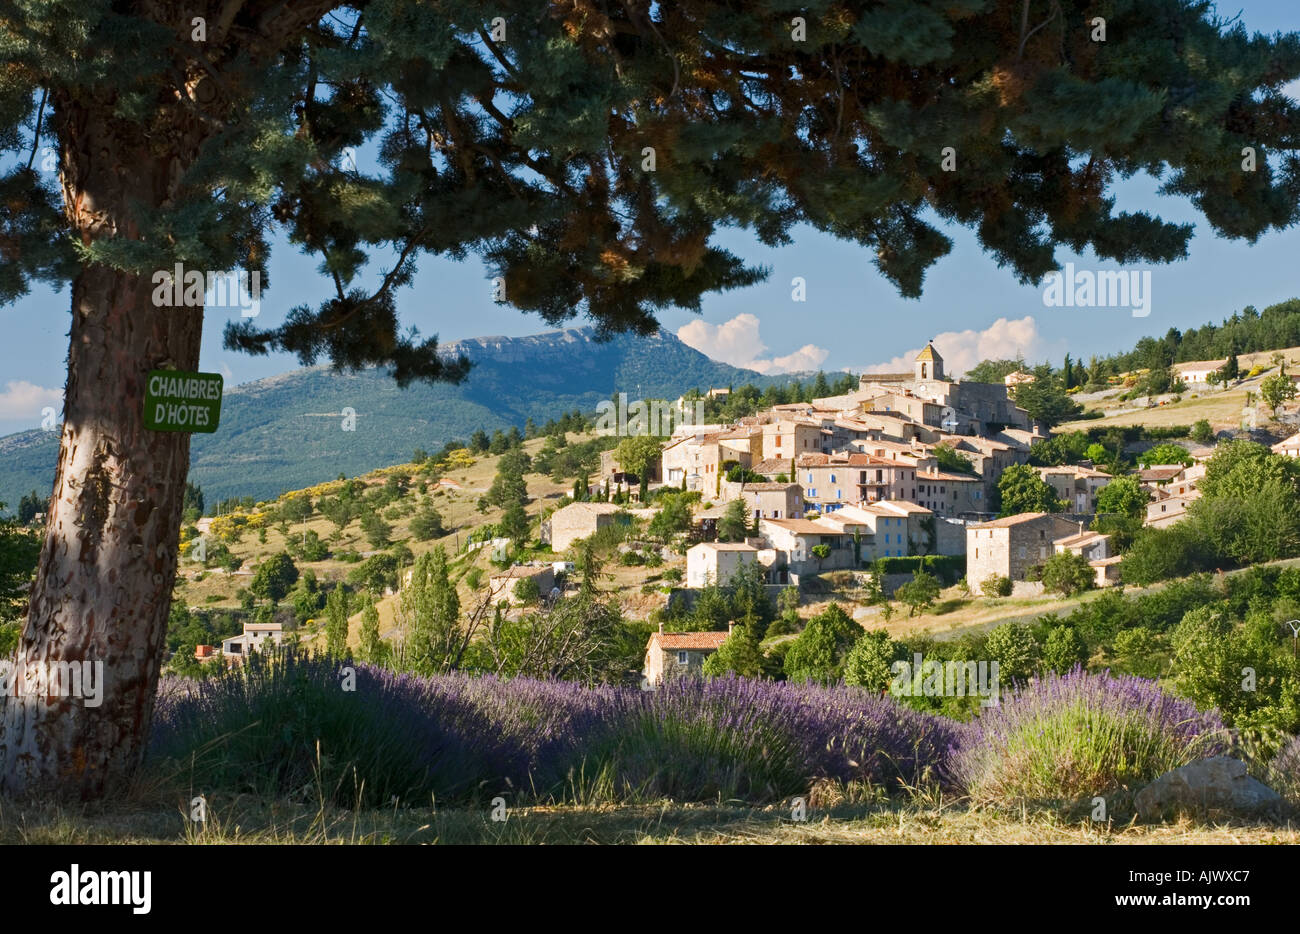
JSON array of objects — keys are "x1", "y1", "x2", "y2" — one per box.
[
  {"x1": 396, "y1": 547, "x2": 463, "y2": 675},
  {"x1": 1112, "y1": 627, "x2": 1163, "y2": 679},
  {"x1": 997, "y1": 464, "x2": 1065, "y2": 516},
  {"x1": 16, "y1": 491, "x2": 43, "y2": 525},
  {"x1": 10, "y1": 0, "x2": 1299, "y2": 803},
  {"x1": 347, "y1": 553, "x2": 400, "y2": 596},
  {"x1": 932, "y1": 443, "x2": 977, "y2": 476},
  {"x1": 981, "y1": 574, "x2": 1013, "y2": 598},
  {"x1": 895, "y1": 569, "x2": 941, "y2": 616},
  {"x1": 1191, "y1": 419, "x2": 1215, "y2": 443},
  {"x1": 985, "y1": 624, "x2": 1041, "y2": 684},
  {"x1": 647, "y1": 493, "x2": 692, "y2": 542},
  {"x1": 249, "y1": 553, "x2": 299, "y2": 606},
  {"x1": 182, "y1": 482, "x2": 205, "y2": 523},
  {"x1": 614, "y1": 436, "x2": 663, "y2": 501},
  {"x1": 1200, "y1": 441, "x2": 1300, "y2": 500},
  {"x1": 1138, "y1": 443, "x2": 1193, "y2": 468},
  {"x1": 1041, "y1": 625, "x2": 1088, "y2": 674},
  {"x1": 409, "y1": 503, "x2": 446, "y2": 541},
  {"x1": 487, "y1": 449, "x2": 530, "y2": 508},
  {"x1": 1040, "y1": 551, "x2": 1094, "y2": 597},
  {"x1": 718, "y1": 499, "x2": 749, "y2": 543},
  {"x1": 360, "y1": 511, "x2": 392, "y2": 549},
  {"x1": 844, "y1": 630, "x2": 901, "y2": 692},
  {"x1": 357, "y1": 599, "x2": 386, "y2": 665},
  {"x1": 499, "y1": 502, "x2": 530, "y2": 544},
  {"x1": 701, "y1": 624, "x2": 764, "y2": 678},
  {"x1": 964, "y1": 358, "x2": 1025, "y2": 385},
  {"x1": 324, "y1": 585, "x2": 351, "y2": 660},
  {"x1": 1011, "y1": 365, "x2": 1082, "y2": 428},
  {"x1": 783, "y1": 605, "x2": 860, "y2": 684},
  {"x1": 280, "y1": 493, "x2": 313, "y2": 524},
  {"x1": 1261, "y1": 371, "x2": 1297, "y2": 417},
  {"x1": 1170, "y1": 606, "x2": 1300, "y2": 735}
]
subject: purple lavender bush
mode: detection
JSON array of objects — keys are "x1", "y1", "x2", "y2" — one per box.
[
  {"x1": 149, "y1": 653, "x2": 503, "y2": 807},
  {"x1": 574, "y1": 676, "x2": 961, "y2": 802},
  {"x1": 953, "y1": 668, "x2": 1227, "y2": 810},
  {"x1": 148, "y1": 659, "x2": 960, "y2": 806},
  {"x1": 1271, "y1": 734, "x2": 1300, "y2": 802}
]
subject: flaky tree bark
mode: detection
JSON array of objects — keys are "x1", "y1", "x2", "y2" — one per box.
[{"x1": 0, "y1": 90, "x2": 206, "y2": 799}]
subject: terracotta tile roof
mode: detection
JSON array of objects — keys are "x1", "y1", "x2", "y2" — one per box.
[
  {"x1": 872, "y1": 500, "x2": 933, "y2": 515},
  {"x1": 917, "y1": 469, "x2": 980, "y2": 482},
  {"x1": 653, "y1": 631, "x2": 731, "y2": 650},
  {"x1": 969, "y1": 512, "x2": 1051, "y2": 529},
  {"x1": 1054, "y1": 530, "x2": 1107, "y2": 548},
  {"x1": 762, "y1": 518, "x2": 847, "y2": 535}
]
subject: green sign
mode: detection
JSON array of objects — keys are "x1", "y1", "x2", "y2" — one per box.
[{"x1": 144, "y1": 370, "x2": 223, "y2": 433}]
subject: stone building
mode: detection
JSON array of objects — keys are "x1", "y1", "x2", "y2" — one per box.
[
  {"x1": 965, "y1": 512, "x2": 1081, "y2": 584},
  {"x1": 643, "y1": 625, "x2": 731, "y2": 685},
  {"x1": 543, "y1": 501, "x2": 625, "y2": 553}
]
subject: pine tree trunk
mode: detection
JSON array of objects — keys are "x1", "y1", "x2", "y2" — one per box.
[{"x1": 0, "y1": 93, "x2": 205, "y2": 800}]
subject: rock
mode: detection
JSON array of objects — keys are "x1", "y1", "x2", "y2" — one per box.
[{"x1": 1135, "y1": 756, "x2": 1282, "y2": 822}]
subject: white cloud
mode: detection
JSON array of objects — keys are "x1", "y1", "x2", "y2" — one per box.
[
  {"x1": 859, "y1": 316, "x2": 1060, "y2": 378},
  {"x1": 677, "y1": 313, "x2": 830, "y2": 375},
  {"x1": 0, "y1": 380, "x2": 61, "y2": 420}
]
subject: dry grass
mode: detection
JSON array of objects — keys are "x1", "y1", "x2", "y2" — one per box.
[{"x1": 3, "y1": 795, "x2": 1295, "y2": 845}]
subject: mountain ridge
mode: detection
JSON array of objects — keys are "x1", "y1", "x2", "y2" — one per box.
[{"x1": 0, "y1": 325, "x2": 779, "y2": 507}]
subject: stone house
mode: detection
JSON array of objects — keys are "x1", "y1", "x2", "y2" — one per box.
[
  {"x1": 718, "y1": 480, "x2": 804, "y2": 521},
  {"x1": 543, "y1": 501, "x2": 625, "y2": 553},
  {"x1": 760, "y1": 418, "x2": 831, "y2": 461},
  {"x1": 965, "y1": 513, "x2": 1082, "y2": 584},
  {"x1": 643, "y1": 625, "x2": 732, "y2": 685},
  {"x1": 759, "y1": 517, "x2": 854, "y2": 575},
  {"x1": 1036, "y1": 465, "x2": 1113, "y2": 514},
  {"x1": 795, "y1": 452, "x2": 921, "y2": 510},
  {"x1": 221, "y1": 622, "x2": 284, "y2": 665},
  {"x1": 1272, "y1": 431, "x2": 1300, "y2": 458},
  {"x1": 1053, "y1": 528, "x2": 1111, "y2": 562},
  {"x1": 915, "y1": 469, "x2": 984, "y2": 517},
  {"x1": 1174, "y1": 359, "x2": 1228, "y2": 385},
  {"x1": 488, "y1": 565, "x2": 556, "y2": 605},
  {"x1": 686, "y1": 541, "x2": 760, "y2": 588},
  {"x1": 1145, "y1": 493, "x2": 1200, "y2": 528}
]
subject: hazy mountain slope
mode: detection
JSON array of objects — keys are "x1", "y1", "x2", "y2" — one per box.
[{"x1": 0, "y1": 327, "x2": 770, "y2": 506}]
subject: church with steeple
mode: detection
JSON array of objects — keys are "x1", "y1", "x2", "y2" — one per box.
[{"x1": 856, "y1": 340, "x2": 1035, "y2": 436}]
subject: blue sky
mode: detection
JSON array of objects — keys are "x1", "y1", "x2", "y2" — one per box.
[{"x1": 2, "y1": 1, "x2": 1299, "y2": 434}]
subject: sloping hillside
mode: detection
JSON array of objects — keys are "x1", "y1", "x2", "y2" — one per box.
[{"x1": 0, "y1": 326, "x2": 774, "y2": 506}]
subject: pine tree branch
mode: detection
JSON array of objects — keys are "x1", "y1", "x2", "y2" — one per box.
[{"x1": 24, "y1": 87, "x2": 46, "y2": 171}]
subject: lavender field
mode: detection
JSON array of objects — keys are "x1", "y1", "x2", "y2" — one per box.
[{"x1": 147, "y1": 655, "x2": 1288, "y2": 818}]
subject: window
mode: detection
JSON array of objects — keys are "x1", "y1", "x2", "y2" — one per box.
[
  {"x1": 975, "y1": 548, "x2": 978, "y2": 558},
  {"x1": 829, "y1": 473, "x2": 836, "y2": 483},
  {"x1": 677, "y1": 651, "x2": 689, "y2": 664}
]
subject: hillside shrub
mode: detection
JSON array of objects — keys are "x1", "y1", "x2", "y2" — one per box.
[{"x1": 953, "y1": 669, "x2": 1227, "y2": 814}]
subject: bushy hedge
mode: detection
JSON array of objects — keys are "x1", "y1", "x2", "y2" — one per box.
[{"x1": 875, "y1": 554, "x2": 964, "y2": 584}]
